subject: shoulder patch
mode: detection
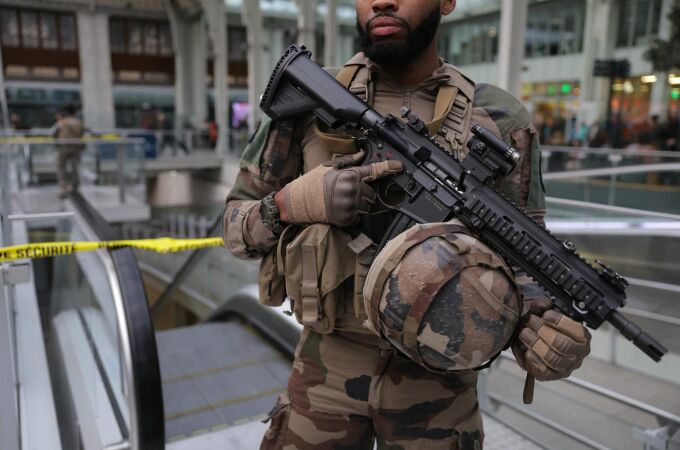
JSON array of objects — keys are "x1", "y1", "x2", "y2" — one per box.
[
  {"x1": 473, "y1": 83, "x2": 531, "y2": 142},
  {"x1": 239, "y1": 115, "x2": 273, "y2": 169}
]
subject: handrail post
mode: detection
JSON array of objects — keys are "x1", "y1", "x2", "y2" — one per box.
[
  {"x1": 632, "y1": 425, "x2": 673, "y2": 450},
  {"x1": 0, "y1": 275, "x2": 19, "y2": 450},
  {"x1": 117, "y1": 143, "x2": 126, "y2": 203},
  {"x1": 607, "y1": 153, "x2": 622, "y2": 205},
  {"x1": 0, "y1": 263, "x2": 31, "y2": 450}
]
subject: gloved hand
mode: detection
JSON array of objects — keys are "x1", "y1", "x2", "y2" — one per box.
[
  {"x1": 278, "y1": 151, "x2": 403, "y2": 227},
  {"x1": 512, "y1": 299, "x2": 591, "y2": 382}
]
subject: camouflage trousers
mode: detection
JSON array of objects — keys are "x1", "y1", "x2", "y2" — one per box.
[
  {"x1": 261, "y1": 328, "x2": 483, "y2": 450},
  {"x1": 57, "y1": 146, "x2": 82, "y2": 195}
]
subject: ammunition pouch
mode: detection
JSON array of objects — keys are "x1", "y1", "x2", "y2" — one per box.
[{"x1": 258, "y1": 223, "x2": 380, "y2": 334}]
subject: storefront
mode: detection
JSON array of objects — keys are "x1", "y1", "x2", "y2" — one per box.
[
  {"x1": 670, "y1": 74, "x2": 680, "y2": 116},
  {"x1": 521, "y1": 80, "x2": 581, "y2": 144},
  {"x1": 609, "y1": 76, "x2": 653, "y2": 124}
]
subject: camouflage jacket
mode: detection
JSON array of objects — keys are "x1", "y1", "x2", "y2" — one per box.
[{"x1": 224, "y1": 53, "x2": 546, "y2": 302}]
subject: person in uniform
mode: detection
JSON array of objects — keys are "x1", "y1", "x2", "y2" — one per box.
[
  {"x1": 224, "y1": 0, "x2": 591, "y2": 448},
  {"x1": 53, "y1": 105, "x2": 85, "y2": 198}
]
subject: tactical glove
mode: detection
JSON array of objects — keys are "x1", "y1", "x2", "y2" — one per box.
[
  {"x1": 512, "y1": 302, "x2": 591, "y2": 382},
  {"x1": 280, "y1": 151, "x2": 403, "y2": 227}
]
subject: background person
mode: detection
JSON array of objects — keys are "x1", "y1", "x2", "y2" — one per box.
[{"x1": 52, "y1": 105, "x2": 85, "y2": 198}]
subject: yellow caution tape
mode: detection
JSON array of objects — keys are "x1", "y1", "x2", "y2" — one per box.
[
  {"x1": 0, "y1": 237, "x2": 224, "y2": 263},
  {"x1": 0, "y1": 133, "x2": 125, "y2": 144}
]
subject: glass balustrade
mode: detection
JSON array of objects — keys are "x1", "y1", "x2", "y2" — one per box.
[
  {"x1": 0, "y1": 139, "x2": 163, "y2": 449},
  {"x1": 542, "y1": 145, "x2": 680, "y2": 173}
]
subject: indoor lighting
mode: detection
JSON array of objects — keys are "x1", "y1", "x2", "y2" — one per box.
[{"x1": 641, "y1": 74, "x2": 657, "y2": 83}]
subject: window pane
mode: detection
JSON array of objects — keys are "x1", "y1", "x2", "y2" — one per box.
[
  {"x1": 0, "y1": 9, "x2": 19, "y2": 46},
  {"x1": 525, "y1": 22, "x2": 535, "y2": 58},
  {"x1": 634, "y1": 0, "x2": 651, "y2": 45},
  {"x1": 128, "y1": 21, "x2": 142, "y2": 54},
  {"x1": 159, "y1": 23, "x2": 172, "y2": 55},
  {"x1": 20, "y1": 11, "x2": 39, "y2": 48},
  {"x1": 59, "y1": 15, "x2": 77, "y2": 49},
  {"x1": 110, "y1": 19, "x2": 126, "y2": 52},
  {"x1": 617, "y1": 0, "x2": 634, "y2": 46},
  {"x1": 651, "y1": 0, "x2": 662, "y2": 35},
  {"x1": 536, "y1": 22, "x2": 547, "y2": 56},
  {"x1": 562, "y1": 14, "x2": 575, "y2": 54},
  {"x1": 144, "y1": 22, "x2": 158, "y2": 55},
  {"x1": 228, "y1": 27, "x2": 247, "y2": 61},
  {"x1": 40, "y1": 12, "x2": 58, "y2": 49},
  {"x1": 549, "y1": 19, "x2": 561, "y2": 55}
]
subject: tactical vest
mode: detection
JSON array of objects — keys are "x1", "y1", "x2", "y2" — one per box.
[
  {"x1": 260, "y1": 56, "x2": 485, "y2": 335},
  {"x1": 314, "y1": 54, "x2": 476, "y2": 161}
]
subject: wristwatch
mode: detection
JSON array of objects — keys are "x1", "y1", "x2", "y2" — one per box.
[{"x1": 260, "y1": 192, "x2": 284, "y2": 237}]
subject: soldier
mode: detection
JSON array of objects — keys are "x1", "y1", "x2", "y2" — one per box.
[
  {"x1": 52, "y1": 105, "x2": 85, "y2": 198},
  {"x1": 224, "y1": 0, "x2": 591, "y2": 448}
]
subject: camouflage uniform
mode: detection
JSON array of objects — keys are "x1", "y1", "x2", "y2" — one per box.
[
  {"x1": 224, "y1": 53, "x2": 545, "y2": 449},
  {"x1": 54, "y1": 116, "x2": 85, "y2": 195}
]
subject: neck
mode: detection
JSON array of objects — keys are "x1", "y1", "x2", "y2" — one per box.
[{"x1": 381, "y1": 41, "x2": 440, "y2": 88}]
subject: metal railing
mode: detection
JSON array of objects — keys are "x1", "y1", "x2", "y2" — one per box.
[
  {"x1": 543, "y1": 162, "x2": 680, "y2": 215},
  {"x1": 121, "y1": 212, "x2": 212, "y2": 240},
  {"x1": 69, "y1": 193, "x2": 165, "y2": 450},
  {"x1": 0, "y1": 142, "x2": 22, "y2": 450},
  {"x1": 12, "y1": 128, "x2": 251, "y2": 158},
  {"x1": 478, "y1": 352, "x2": 680, "y2": 450},
  {"x1": 0, "y1": 139, "x2": 164, "y2": 449}
]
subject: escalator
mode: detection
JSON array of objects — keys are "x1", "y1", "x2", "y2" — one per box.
[
  {"x1": 57, "y1": 194, "x2": 299, "y2": 448},
  {"x1": 140, "y1": 216, "x2": 300, "y2": 445},
  {"x1": 2, "y1": 185, "x2": 300, "y2": 449}
]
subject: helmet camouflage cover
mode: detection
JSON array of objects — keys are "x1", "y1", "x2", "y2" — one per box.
[{"x1": 363, "y1": 221, "x2": 521, "y2": 372}]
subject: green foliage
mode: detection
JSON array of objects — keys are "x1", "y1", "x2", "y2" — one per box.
[{"x1": 645, "y1": 0, "x2": 680, "y2": 72}]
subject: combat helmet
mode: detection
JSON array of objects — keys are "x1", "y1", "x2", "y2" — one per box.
[{"x1": 362, "y1": 221, "x2": 521, "y2": 372}]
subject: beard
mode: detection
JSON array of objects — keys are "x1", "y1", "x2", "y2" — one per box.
[{"x1": 356, "y1": 7, "x2": 442, "y2": 66}]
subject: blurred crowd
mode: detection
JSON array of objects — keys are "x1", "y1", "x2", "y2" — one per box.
[{"x1": 536, "y1": 113, "x2": 680, "y2": 151}]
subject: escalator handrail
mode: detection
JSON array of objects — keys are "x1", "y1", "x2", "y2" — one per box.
[
  {"x1": 546, "y1": 197, "x2": 680, "y2": 222},
  {"x1": 69, "y1": 192, "x2": 165, "y2": 450},
  {"x1": 542, "y1": 145, "x2": 680, "y2": 159},
  {"x1": 543, "y1": 162, "x2": 680, "y2": 180}
]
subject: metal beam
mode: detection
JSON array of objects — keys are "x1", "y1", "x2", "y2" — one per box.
[
  {"x1": 296, "y1": 0, "x2": 316, "y2": 56},
  {"x1": 324, "y1": 0, "x2": 338, "y2": 67},
  {"x1": 497, "y1": 0, "x2": 527, "y2": 97},
  {"x1": 242, "y1": 0, "x2": 264, "y2": 134},
  {"x1": 201, "y1": 0, "x2": 230, "y2": 156},
  {"x1": 0, "y1": 266, "x2": 20, "y2": 450},
  {"x1": 165, "y1": 0, "x2": 208, "y2": 129}
]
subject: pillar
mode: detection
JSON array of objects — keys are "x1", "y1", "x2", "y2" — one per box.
[
  {"x1": 76, "y1": 11, "x2": 115, "y2": 129},
  {"x1": 0, "y1": 44, "x2": 10, "y2": 130},
  {"x1": 166, "y1": 0, "x2": 208, "y2": 129},
  {"x1": 497, "y1": 0, "x2": 528, "y2": 98},
  {"x1": 242, "y1": 0, "x2": 265, "y2": 133},
  {"x1": 269, "y1": 28, "x2": 286, "y2": 75},
  {"x1": 296, "y1": 0, "x2": 317, "y2": 57},
  {"x1": 649, "y1": 0, "x2": 674, "y2": 120},
  {"x1": 201, "y1": 0, "x2": 230, "y2": 155},
  {"x1": 578, "y1": 0, "x2": 615, "y2": 127},
  {"x1": 324, "y1": 0, "x2": 338, "y2": 67}
]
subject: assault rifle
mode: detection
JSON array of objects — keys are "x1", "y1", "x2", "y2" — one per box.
[{"x1": 260, "y1": 45, "x2": 667, "y2": 362}]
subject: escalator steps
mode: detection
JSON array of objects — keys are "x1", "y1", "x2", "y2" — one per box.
[{"x1": 156, "y1": 322, "x2": 291, "y2": 441}]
